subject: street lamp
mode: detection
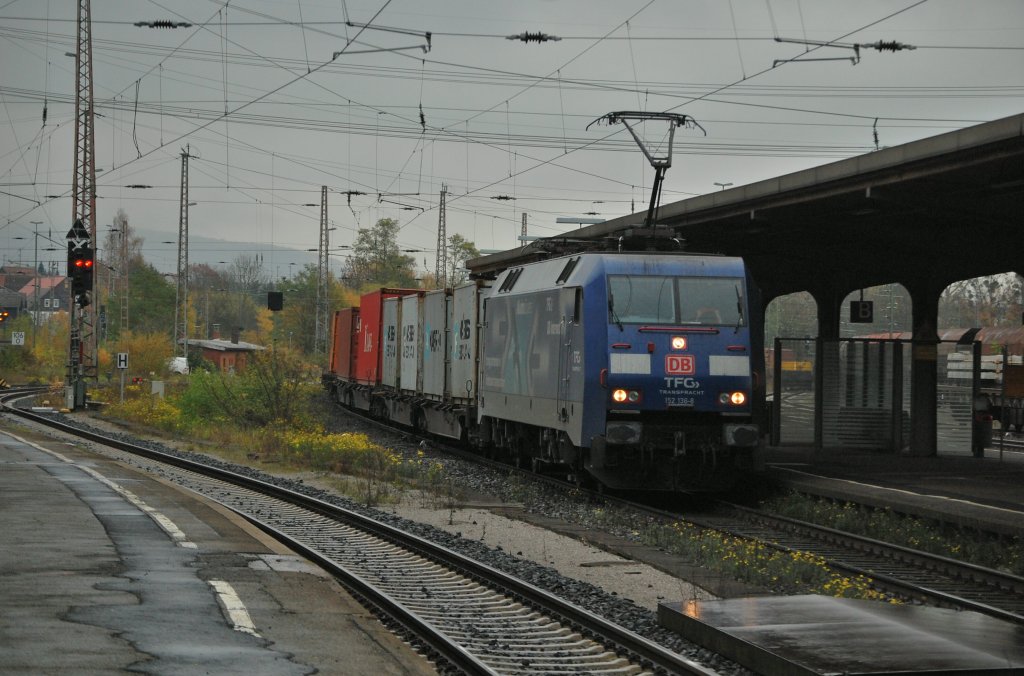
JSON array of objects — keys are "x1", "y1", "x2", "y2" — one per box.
[{"x1": 714, "y1": 182, "x2": 733, "y2": 191}]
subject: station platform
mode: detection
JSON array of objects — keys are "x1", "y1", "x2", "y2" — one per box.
[
  {"x1": 0, "y1": 422, "x2": 436, "y2": 675},
  {"x1": 763, "y1": 444, "x2": 1024, "y2": 538},
  {"x1": 659, "y1": 594, "x2": 1024, "y2": 676},
  {"x1": 654, "y1": 446, "x2": 1024, "y2": 675}
]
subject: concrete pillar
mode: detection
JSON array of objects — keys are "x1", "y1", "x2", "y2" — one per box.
[{"x1": 905, "y1": 279, "x2": 942, "y2": 456}]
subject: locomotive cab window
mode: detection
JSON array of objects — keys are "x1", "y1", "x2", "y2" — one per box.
[{"x1": 607, "y1": 275, "x2": 745, "y2": 326}]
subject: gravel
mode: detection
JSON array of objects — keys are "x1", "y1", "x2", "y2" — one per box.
[{"x1": 16, "y1": 406, "x2": 754, "y2": 676}]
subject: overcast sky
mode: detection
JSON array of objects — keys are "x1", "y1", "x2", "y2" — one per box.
[{"x1": 1, "y1": 0, "x2": 1022, "y2": 278}]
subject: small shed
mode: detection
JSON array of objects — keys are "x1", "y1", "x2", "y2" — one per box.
[{"x1": 185, "y1": 335, "x2": 265, "y2": 373}]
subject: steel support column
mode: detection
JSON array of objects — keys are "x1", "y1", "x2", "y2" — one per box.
[{"x1": 906, "y1": 279, "x2": 942, "y2": 457}]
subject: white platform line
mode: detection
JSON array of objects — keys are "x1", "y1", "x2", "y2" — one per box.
[
  {"x1": 208, "y1": 579, "x2": 261, "y2": 637},
  {"x1": 3, "y1": 431, "x2": 198, "y2": 548}
]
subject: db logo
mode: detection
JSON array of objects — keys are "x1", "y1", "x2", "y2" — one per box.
[{"x1": 665, "y1": 354, "x2": 695, "y2": 375}]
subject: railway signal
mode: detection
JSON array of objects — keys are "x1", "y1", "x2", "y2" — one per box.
[
  {"x1": 68, "y1": 244, "x2": 94, "y2": 306},
  {"x1": 66, "y1": 217, "x2": 94, "y2": 308}
]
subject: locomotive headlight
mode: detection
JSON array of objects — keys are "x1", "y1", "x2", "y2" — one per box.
[
  {"x1": 612, "y1": 389, "x2": 642, "y2": 404},
  {"x1": 671, "y1": 336, "x2": 687, "y2": 350},
  {"x1": 719, "y1": 391, "x2": 747, "y2": 405}
]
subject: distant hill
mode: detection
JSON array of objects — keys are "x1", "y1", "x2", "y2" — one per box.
[{"x1": 130, "y1": 228, "x2": 322, "y2": 278}]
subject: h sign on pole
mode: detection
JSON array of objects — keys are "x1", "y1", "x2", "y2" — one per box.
[{"x1": 117, "y1": 352, "x2": 128, "y2": 369}]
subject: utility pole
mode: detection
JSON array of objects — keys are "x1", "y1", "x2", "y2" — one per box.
[
  {"x1": 67, "y1": 0, "x2": 97, "y2": 409},
  {"x1": 174, "y1": 146, "x2": 191, "y2": 360},
  {"x1": 435, "y1": 184, "x2": 447, "y2": 288},
  {"x1": 30, "y1": 221, "x2": 41, "y2": 351},
  {"x1": 119, "y1": 213, "x2": 129, "y2": 335},
  {"x1": 314, "y1": 185, "x2": 329, "y2": 357}
]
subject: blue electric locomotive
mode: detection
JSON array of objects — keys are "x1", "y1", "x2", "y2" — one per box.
[{"x1": 476, "y1": 251, "x2": 763, "y2": 490}]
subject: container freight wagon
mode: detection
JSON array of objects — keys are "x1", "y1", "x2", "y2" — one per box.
[
  {"x1": 330, "y1": 288, "x2": 419, "y2": 412},
  {"x1": 324, "y1": 283, "x2": 486, "y2": 443}
]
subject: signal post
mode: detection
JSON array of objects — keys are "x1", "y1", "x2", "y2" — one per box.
[{"x1": 66, "y1": 218, "x2": 94, "y2": 409}]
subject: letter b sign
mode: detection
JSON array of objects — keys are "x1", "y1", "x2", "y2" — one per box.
[{"x1": 849, "y1": 300, "x2": 873, "y2": 323}]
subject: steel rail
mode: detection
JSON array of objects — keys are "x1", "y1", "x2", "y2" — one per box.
[
  {"x1": 1, "y1": 397, "x2": 717, "y2": 676},
  {"x1": 327, "y1": 393, "x2": 1024, "y2": 625}
]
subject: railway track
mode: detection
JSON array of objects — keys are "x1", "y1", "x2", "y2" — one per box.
[
  {"x1": 694, "y1": 504, "x2": 1024, "y2": 624},
  {"x1": 331, "y1": 399, "x2": 1024, "y2": 626},
  {"x1": 0, "y1": 391, "x2": 718, "y2": 676}
]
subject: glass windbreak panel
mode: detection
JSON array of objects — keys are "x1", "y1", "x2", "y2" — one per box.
[{"x1": 608, "y1": 275, "x2": 745, "y2": 325}]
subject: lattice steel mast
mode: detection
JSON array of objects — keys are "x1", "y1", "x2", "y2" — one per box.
[
  {"x1": 119, "y1": 213, "x2": 129, "y2": 334},
  {"x1": 174, "y1": 147, "x2": 191, "y2": 359},
  {"x1": 314, "y1": 185, "x2": 329, "y2": 356},
  {"x1": 67, "y1": 0, "x2": 97, "y2": 408},
  {"x1": 435, "y1": 184, "x2": 447, "y2": 288}
]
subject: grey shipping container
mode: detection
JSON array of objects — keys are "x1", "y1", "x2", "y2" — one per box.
[
  {"x1": 400, "y1": 293, "x2": 423, "y2": 394},
  {"x1": 421, "y1": 289, "x2": 450, "y2": 399},
  {"x1": 382, "y1": 297, "x2": 401, "y2": 389},
  {"x1": 450, "y1": 282, "x2": 483, "y2": 403}
]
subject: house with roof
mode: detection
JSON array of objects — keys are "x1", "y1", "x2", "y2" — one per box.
[
  {"x1": 0, "y1": 265, "x2": 36, "y2": 294},
  {"x1": 0, "y1": 287, "x2": 22, "y2": 319},
  {"x1": 185, "y1": 327, "x2": 265, "y2": 373},
  {"x1": 18, "y1": 276, "x2": 71, "y2": 321}
]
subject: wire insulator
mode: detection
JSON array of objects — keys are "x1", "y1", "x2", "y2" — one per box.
[
  {"x1": 134, "y1": 20, "x2": 192, "y2": 29},
  {"x1": 506, "y1": 31, "x2": 562, "y2": 43},
  {"x1": 864, "y1": 40, "x2": 916, "y2": 52}
]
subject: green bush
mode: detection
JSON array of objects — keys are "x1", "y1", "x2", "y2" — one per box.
[{"x1": 176, "y1": 350, "x2": 315, "y2": 428}]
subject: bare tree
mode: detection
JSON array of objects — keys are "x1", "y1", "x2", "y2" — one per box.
[{"x1": 229, "y1": 254, "x2": 267, "y2": 293}]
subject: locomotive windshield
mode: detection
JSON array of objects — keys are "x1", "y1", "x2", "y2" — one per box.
[{"x1": 607, "y1": 275, "x2": 745, "y2": 326}]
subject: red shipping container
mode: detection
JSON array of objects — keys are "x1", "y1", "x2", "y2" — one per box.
[
  {"x1": 328, "y1": 307, "x2": 359, "y2": 379},
  {"x1": 354, "y1": 288, "x2": 419, "y2": 385}
]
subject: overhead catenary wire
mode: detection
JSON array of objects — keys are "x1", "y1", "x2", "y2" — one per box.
[
  {"x1": 0, "y1": 13, "x2": 1016, "y2": 51},
  {"x1": 1, "y1": 0, "x2": 1015, "y2": 256},
  {"x1": 1, "y1": 0, "x2": 400, "y2": 227}
]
